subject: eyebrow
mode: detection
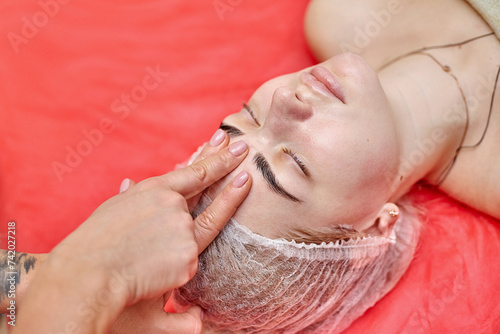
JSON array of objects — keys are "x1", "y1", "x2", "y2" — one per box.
[
  {"x1": 219, "y1": 122, "x2": 244, "y2": 137},
  {"x1": 253, "y1": 153, "x2": 303, "y2": 203}
]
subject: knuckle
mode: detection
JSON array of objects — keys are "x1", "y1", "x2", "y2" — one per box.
[
  {"x1": 216, "y1": 150, "x2": 232, "y2": 168},
  {"x1": 179, "y1": 211, "x2": 195, "y2": 231},
  {"x1": 188, "y1": 257, "x2": 199, "y2": 280},
  {"x1": 193, "y1": 151, "x2": 207, "y2": 164},
  {"x1": 187, "y1": 246, "x2": 199, "y2": 276},
  {"x1": 219, "y1": 187, "x2": 238, "y2": 210},
  {"x1": 156, "y1": 190, "x2": 186, "y2": 209},
  {"x1": 190, "y1": 163, "x2": 208, "y2": 183},
  {"x1": 196, "y1": 207, "x2": 219, "y2": 234},
  {"x1": 168, "y1": 191, "x2": 187, "y2": 207},
  {"x1": 186, "y1": 242, "x2": 199, "y2": 263},
  {"x1": 178, "y1": 244, "x2": 199, "y2": 284},
  {"x1": 197, "y1": 143, "x2": 215, "y2": 160}
]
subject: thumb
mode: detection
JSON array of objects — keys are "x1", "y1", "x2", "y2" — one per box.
[{"x1": 160, "y1": 306, "x2": 203, "y2": 334}]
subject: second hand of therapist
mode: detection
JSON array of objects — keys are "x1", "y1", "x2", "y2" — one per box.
[{"x1": 13, "y1": 131, "x2": 251, "y2": 334}]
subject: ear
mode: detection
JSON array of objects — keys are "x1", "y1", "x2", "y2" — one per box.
[{"x1": 363, "y1": 203, "x2": 399, "y2": 237}]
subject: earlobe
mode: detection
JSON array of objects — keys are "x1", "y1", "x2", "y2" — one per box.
[{"x1": 368, "y1": 203, "x2": 399, "y2": 237}]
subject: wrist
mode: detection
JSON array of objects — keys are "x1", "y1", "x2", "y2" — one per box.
[
  {"x1": 46, "y1": 250, "x2": 129, "y2": 310},
  {"x1": 0, "y1": 252, "x2": 47, "y2": 313},
  {"x1": 49, "y1": 242, "x2": 133, "y2": 305},
  {"x1": 15, "y1": 251, "x2": 128, "y2": 334}
]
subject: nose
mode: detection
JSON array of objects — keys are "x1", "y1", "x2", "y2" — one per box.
[{"x1": 266, "y1": 87, "x2": 313, "y2": 133}]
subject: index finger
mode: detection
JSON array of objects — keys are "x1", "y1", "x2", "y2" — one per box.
[
  {"x1": 161, "y1": 140, "x2": 249, "y2": 199},
  {"x1": 194, "y1": 170, "x2": 252, "y2": 253}
]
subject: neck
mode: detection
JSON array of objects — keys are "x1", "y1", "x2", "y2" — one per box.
[{"x1": 378, "y1": 54, "x2": 467, "y2": 201}]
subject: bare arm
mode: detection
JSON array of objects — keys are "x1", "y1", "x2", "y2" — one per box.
[{"x1": 12, "y1": 137, "x2": 251, "y2": 333}]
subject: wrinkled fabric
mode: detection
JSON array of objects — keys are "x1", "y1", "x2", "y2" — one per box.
[
  {"x1": 1, "y1": 1, "x2": 499, "y2": 333},
  {"x1": 175, "y1": 194, "x2": 420, "y2": 333},
  {"x1": 466, "y1": 0, "x2": 500, "y2": 39}
]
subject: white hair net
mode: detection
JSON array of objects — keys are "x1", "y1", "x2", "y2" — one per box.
[{"x1": 174, "y1": 194, "x2": 420, "y2": 333}]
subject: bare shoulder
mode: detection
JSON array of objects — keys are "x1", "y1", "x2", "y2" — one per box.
[{"x1": 304, "y1": 0, "x2": 492, "y2": 69}]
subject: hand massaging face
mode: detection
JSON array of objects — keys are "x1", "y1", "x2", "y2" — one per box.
[
  {"x1": 173, "y1": 54, "x2": 420, "y2": 334},
  {"x1": 206, "y1": 53, "x2": 403, "y2": 240}
]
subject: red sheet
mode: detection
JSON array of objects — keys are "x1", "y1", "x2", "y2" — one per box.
[{"x1": 1, "y1": 1, "x2": 499, "y2": 332}]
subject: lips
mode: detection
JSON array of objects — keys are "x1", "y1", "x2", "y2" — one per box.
[{"x1": 303, "y1": 66, "x2": 346, "y2": 103}]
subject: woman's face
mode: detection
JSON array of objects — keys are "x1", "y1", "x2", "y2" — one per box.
[{"x1": 206, "y1": 53, "x2": 401, "y2": 239}]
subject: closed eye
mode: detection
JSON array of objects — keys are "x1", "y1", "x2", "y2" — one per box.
[
  {"x1": 282, "y1": 147, "x2": 311, "y2": 178},
  {"x1": 243, "y1": 102, "x2": 261, "y2": 126}
]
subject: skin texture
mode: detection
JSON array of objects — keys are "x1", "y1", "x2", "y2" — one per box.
[
  {"x1": 0, "y1": 251, "x2": 45, "y2": 312},
  {"x1": 207, "y1": 54, "x2": 402, "y2": 240},
  {"x1": 304, "y1": 0, "x2": 500, "y2": 220},
  {"x1": 1, "y1": 55, "x2": 405, "y2": 327},
  {"x1": 11, "y1": 136, "x2": 252, "y2": 334},
  {"x1": 3, "y1": 0, "x2": 499, "y2": 331},
  {"x1": 205, "y1": 0, "x2": 500, "y2": 237}
]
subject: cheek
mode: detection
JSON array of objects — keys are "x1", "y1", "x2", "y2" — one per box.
[{"x1": 310, "y1": 124, "x2": 394, "y2": 224}]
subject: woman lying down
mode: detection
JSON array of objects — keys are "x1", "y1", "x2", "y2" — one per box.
[
  {"x1": 6, "y1": 1, "x2": 497, "y2": 333},
  {"x1": 174, "y1": 1, "x2": 500, "y2": 332}
]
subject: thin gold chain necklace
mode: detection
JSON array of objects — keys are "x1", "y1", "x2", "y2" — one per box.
[{"x1": 380, "y1": 32, "x2": 500, "y2": 186}]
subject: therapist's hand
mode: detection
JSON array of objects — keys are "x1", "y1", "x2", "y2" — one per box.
[
  {"x1": 111, "y1": 130, "x2": 247, "y2": 334},
  {"x1": 62, "y1": 136, "x2": 250, "y2": 302},
  {"x1": 14, "y1": 131, "x2": 251, "y2": 334}
]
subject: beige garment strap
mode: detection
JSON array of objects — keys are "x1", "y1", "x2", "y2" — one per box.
[{"x1": 467, "y1": 0, "x2": 500, "y2": 39}]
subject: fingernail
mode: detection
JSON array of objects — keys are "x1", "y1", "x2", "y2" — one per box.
[
  {"x1": 200, "y1": 309, "x2": 204, "y2": 321},
  {"x1": 119, "y1": 178, "x2": 130, "y2": 193},
  {"x1": 209, "y1": 129, "x2": 225, "y2": 147},
  {"x1": 228, "y1": 140, "x2": 248, "y2": 156},
  {"x1": 232, "y1": 171, "x2": 249, "y2": 188}
]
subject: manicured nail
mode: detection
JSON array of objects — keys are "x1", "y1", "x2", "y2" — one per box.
[
  {"x1": 228, "y1": 140, "x2": 248, "y2": 156},
  {"x1": 232, "y1": 171, "x2": 249, "y2": 188},
  {"x1": 119, "y1": 178, "x2": 130, "y2": 193},
  {"x1": 209, "y1": 129, "x2": 225, "y2": 147}
]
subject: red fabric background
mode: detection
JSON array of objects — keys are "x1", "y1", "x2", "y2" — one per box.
[{"x1": 0, "y1": 1, "x2": 499, "y2": 333}]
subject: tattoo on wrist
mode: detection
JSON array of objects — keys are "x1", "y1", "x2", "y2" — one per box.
[{"x1": 0, "y1": 250, "x2": 37, "y2": 302}]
